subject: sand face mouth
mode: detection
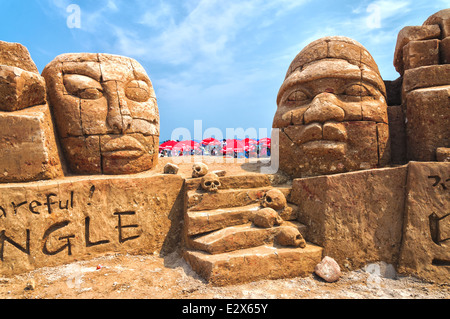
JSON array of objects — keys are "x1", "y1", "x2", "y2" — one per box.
[
  {"x1": 285, "y1": 122, "x2": 348, "y2": 143},
  {"x1": 282, "y1": 121, "x2": 348, "y2": 156},
  {"x1": 102, "y1": 135, "x2": 146, "y2": 159},
  {"x1": 301, "y1": 140, "x2": 346, "y2": 155}
]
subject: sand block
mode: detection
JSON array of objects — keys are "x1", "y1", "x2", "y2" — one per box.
[
  {"x1": 188, "y1": 222, "x2": 307, "y2": 254},
  {"x1": 405, "y1": 86, "x2": 450, "y2": 161},
  {"x1": 0, "y1": 105, "x2": 63, "y2": 183},
  {"x1": 402, "y1": 39, "x2": 440, "y2": 71},
  {"x1": 290, "y1": 166, "x2": 408, "y2": 270},
  {"x1": 398, "y1": 162, "x2": 450, "y2": 284},
  {"x1": 184, "y1": 244, "x2": 323, "y2": 286},
  {"x1": 0, "y1": 173, "x2": 184, "y2": 276}
]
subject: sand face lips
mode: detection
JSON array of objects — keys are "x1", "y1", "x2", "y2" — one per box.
[
  {"x1": 102, "y1": 135, "x2": 146, "y2": 159},
  {"x1": 284, "y1": 122, "x2": 348, "y2": 144}
]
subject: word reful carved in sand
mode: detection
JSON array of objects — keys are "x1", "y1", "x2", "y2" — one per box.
[
  {"x1": 42, "y1": 53, "x2": 160, "y2": 175},
  {"x1": 0, "y1": 174, "x2": 184, "y2": 275},
  {"x1": 274, "y1": 36, "x2": 390, "y2": 178},
  {"x1": 0, "y1": 191, "x2": 74, "y2": 217}
]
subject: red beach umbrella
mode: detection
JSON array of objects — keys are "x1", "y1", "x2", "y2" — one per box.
[
  {"x1": 160, "y1": 140, "x2": 177, "y2": 150},
  {"x1": 202, "y1": 137, "x2": 221, "y2": 146},
  {"x1": 243, "y1": 138, "x2": 257, "y2": 151},
  {"x1": 243, "y1": 138, "x2": 258, "y2": 145},
  {"x1": 174, "y1": 140, "x2": 200, "y2": 151},
  {"x1": 223, "y1": 139, "x2": 245, "y2": 152},
  {"x1": 244, "y1": 144, "x2": 256, "y2": 151},
  {"x1": 186, "y1": 140, "x2": 200, "y2": 149},
  {"x1": 258, "y1": 138, "x2": 271, "y2": 147}
]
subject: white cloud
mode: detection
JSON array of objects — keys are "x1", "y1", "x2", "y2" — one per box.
[
  {"x1": 351, "y1": 0, "x2": 411, "y2": 30},
  {"x1": 49, "y1": 0, "x2": 71, "y2": 9},
  {"x1": 138, "y1": 1, "x2": 174, "y2": 28},
  {"x1": 43, "y1": 0, "x2": 311, "y2": 70},
  {"x1": 271, "y1": 0, "x2": 415, "y2": 81},
  {"x1": 106, "y1": 0, "x2": 118, "y2": 12},
  {"x1": 114, "y1": 0, "x2": 311, "y2": 65},
  {"x1": 146, "y1": 1, "x2": 258, "y2": 64}
]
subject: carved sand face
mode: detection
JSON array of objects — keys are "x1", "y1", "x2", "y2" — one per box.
[
  {"x1": 42, "y1": 53, "x2": 159, "y2": 175},
  {"x1": 274, "y1": 37, "x2": 390, "y2": 177}
]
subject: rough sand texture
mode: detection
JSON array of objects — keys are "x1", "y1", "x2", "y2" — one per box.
[{"x1": 0, "y1": 252, "x2": 448, "y2": 299}]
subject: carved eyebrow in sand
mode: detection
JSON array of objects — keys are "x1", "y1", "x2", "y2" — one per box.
[
  {"x1": 63, "y1": 74, "x2": 103, "y2": 100},
  {"x1": 278, "y1": 51, "x2": 387, "y2": 105},
  {"x1": 281, "y1": 81, "x2": 381, "y2": 107},
  {"x1": 63, "y1": 74, "x2": 153, "y2": 104},
  {"x1": 61, "y1": 61, "x2": 102, "y2": 82}
]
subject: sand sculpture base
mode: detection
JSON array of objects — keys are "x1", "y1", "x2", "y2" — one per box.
[
  {"x1": 0, "y1": 161, "x2": 448, "y2": 285},
  {"x1": 291, "y1": 161, "x2": 449, "y2": 284},
  {"x1": 182, "y1": 173, "x2": 322, "y2": 286},
  {"x1": 181, "y1": 161, "x2": 449, "y2": 285},
  {"x1": 184, "y1": 245, "x2": 323, "y2": 287},
  {"x1": 0, "y1": 173, "x2": 184, "y2": 276}
]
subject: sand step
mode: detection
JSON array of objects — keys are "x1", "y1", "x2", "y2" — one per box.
[
  {"x1": 185, "y1": 203, "x2": 300, "y2": 236},
  {"x1": 185, "y1": 173, "x2": 272, "y2": 191},
  {"x1": 187, "y1": 185, "x2": 293, "y2": 212},
  {"x1": 187, "y1": 221, "x2": 308, "y2": 254},
  {"x1": 185, "y1": 203, "x2": 260, "y2": 236},
  {"x1": 183, "y1": 243, "x2": 323, "y2": 286},
  {"x1": 187, "y1": 187, "x2": 270, "y2": 211}
]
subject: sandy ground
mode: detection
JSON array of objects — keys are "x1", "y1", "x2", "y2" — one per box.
[
  {"x1": 154, "y1": 155, "x2": 274, "y2": 177},
  {"x1": 0, "y1": 251, "x2": 448, "y2": 301},
  {"x1": 0, "y1": 156, "x2": 448, "y2": 302}
]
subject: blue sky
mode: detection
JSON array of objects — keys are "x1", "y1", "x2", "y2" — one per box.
[{"x1": 1, "y1": 0, "x2": 448, "y2": 141}]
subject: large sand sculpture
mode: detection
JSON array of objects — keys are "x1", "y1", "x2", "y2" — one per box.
[
  {"x1": 0, "y1": 9, "x2": 448, "y2": 285},
  {"x1": 274, "y1": 36, "x2": 390, "y2": 178}
]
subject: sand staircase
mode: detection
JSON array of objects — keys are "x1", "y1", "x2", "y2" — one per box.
[{"x1": 182, "y1": 173, "x2": 323, "y2": 286}]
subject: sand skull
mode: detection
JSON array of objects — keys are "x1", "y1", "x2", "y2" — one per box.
[
  {"x1": 192, "y1": 162, "x2": 209, "y2": 178},
  {"x1": 261, "y1": 189, "x2": 287, "y2": 211},
  {"x1": 163, "y1": 163, "x2": 179, "y2": 174},
  {"x1": 201, "y1": 172, "x2": 221, "y2": 192},
  {"x1": 276, "y1": 227, "x2": 306, "y2": 248},
  {"x1": 253, "y1": 208, "x2": 284, "y2": 228}
]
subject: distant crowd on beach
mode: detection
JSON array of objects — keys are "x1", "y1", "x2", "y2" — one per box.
[{"x1": 158, "y1": 138, "x2": 271, "y2": 159}]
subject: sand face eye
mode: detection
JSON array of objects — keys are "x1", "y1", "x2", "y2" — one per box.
[
  {"x1": 344, "y1": 84, "x2": 371, "y2": 97},
  {"x1": 287, "y1": 90, "x2": 309, "y2": 102},
  {"x1": 284, "y1": 89, "x2": 310, "y2": 107},
  {"x1": 63, "y1": 74, "x2": 103, "y2": 100},
  {"x1": 125, "y1": 80, "x2": 150, "y2": 102}
]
